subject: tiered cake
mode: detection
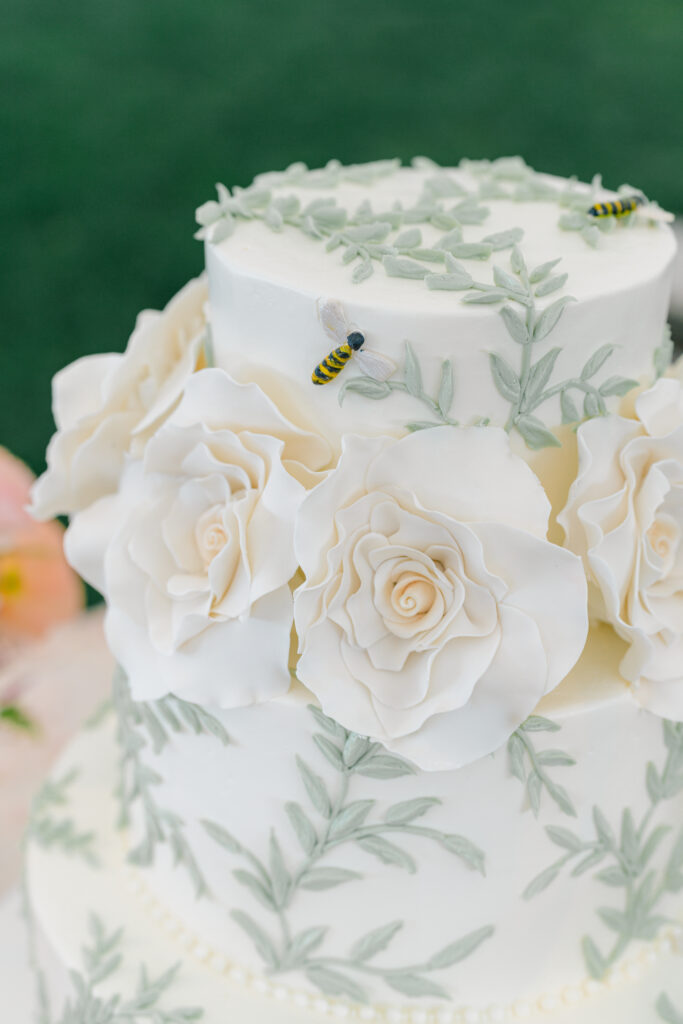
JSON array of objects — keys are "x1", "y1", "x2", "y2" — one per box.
[{"x1": 25, "y1": 157, "x2": 683, "y2": 1024}]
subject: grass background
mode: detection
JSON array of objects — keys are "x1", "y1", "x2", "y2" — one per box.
[{"x1": 2, "y1": 0, "x2": 683, "y2": 474}]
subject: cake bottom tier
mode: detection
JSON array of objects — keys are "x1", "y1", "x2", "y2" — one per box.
[{"x1": 24, "y1": 715, "x2": 683, "y2": 1024}]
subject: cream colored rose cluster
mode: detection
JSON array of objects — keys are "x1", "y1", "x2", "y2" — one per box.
[{"x1": 30, "y1": 279, "x2": 683, "y2": 771}]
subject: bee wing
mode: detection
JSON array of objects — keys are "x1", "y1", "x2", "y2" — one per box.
[
  {"x1": 354, "y1": 348, "x2": 396, "y2": 382},
  {"x1": 317, "y1": 298, "x2": 349, "y2": 345},
  {"x1": 640, "y1": 204, "x2": 675, "y2": 224}
]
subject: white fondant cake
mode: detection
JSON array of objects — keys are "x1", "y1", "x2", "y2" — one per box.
[{"x1": 26, "y1": 157, "x2": 683, "y2": 1024}]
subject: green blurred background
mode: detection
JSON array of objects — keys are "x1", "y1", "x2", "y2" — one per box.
[{"x1": 2, "y1": 0, "x2": 683, "y2": 475}]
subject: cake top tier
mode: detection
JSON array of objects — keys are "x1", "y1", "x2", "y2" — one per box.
[
  {"x1": 199, "y1": 157, "x2": 674, "y2": 310},
  {"x1": 201, "y1": 157, "x2": 675, "y2": 450}
]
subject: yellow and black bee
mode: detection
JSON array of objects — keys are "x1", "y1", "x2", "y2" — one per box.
[
  {"x1": 312, "y1": 299, "x2": 395, "y2": 386},
  {"x1": 588, "y1": 194, "x2": 645, "y2": 219}
]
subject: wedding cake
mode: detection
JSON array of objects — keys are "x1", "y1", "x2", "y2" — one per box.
[{"x1": 24, "y1": 157, "x2": 683, "y2": 1024}]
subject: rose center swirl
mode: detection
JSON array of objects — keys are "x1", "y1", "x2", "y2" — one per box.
[
  {"x1": 390, "y1": 572, "x2": 437, "y2": 618},
  {"x1": 196, "y1": 507, "x2": 230, "y2": 567}
]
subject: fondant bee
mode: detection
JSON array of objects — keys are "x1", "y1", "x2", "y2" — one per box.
[
  {"x1": 312, "y1": 299, "x2": 395, "y2": 386},
  {"x1": 588, "y1": 192, "x2": 673, "y2": 223}
]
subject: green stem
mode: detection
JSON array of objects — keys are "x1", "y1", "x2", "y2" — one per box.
[
  {"x1": 385, "y1": 380, "x2": 457, "y2": 425},
  {"x1": 303, "y1": 954, "x2": 436, "y2": 979}
]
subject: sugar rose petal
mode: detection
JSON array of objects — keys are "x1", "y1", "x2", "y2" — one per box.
[
  {"x1": 30, "y1": 276, "x2": 209, "y2": 520},
  {"x1": 294, "y1": 426, "x2": 588, "y2": 771},
  {"x1": 559, "y1": 377, "x2": 683, "y2": 719},
  {"x1": 66, "y1": 369, "x2": 331, "y2": 707}
]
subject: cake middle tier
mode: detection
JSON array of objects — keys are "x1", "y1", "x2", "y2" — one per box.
[
  {"x1": 204, "y1": 162, "x2": 675, "y2": 450},
  {"x1": 116, "y1": 624, "x2": 683, "y2": 1013}
]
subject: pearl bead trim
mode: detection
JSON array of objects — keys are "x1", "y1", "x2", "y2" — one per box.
[{"x1": 124, "y1": 864, "x2": 683, "y2": 1023}]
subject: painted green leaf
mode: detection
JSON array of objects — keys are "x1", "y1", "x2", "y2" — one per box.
[
  {"x1": 571, "y1": 849, "x2": 605, "y2": 876},
  {"x1": 286, "y1": 926, "x2": 327, "y2": 966},
  {"x1": 463, "y1": 289, "x2": 508, "y2": 305},
  {"x1": 583, "y1": 391, "x2": 603, "y2": 418},
  {"x1": 508, "y1": 732, "x2": 526, "y2": 781},
  {"x1": 437, "y1": 360, "x2": 454, "y2": 417},
  {"x1": 231, "y1": 910, "x2": 279, "y2": 969},
  {"x1": 296, "y1": 756, "x2": 332, "y2": 818},
  {"x1": 510, "y1": 244, "x2": 527, "y2": 276},
  {"x1": 427, "y1": 925, "x2": 495, "y2": 969},
  {"x1": 299, "y1": 867, "x2": 362, "y2": 891},
  {"x1": 394, "y1": 228, "x2": 422, "y2": 249},
  {"x1": 352, "y1": 260, "x2": 374, "y2": 284},
  {"x1": 425, "y1": 271, "x2": 473, "y2": 291},
  {"x1": 546, "y1": 826, "x2": 583, "y2": 852},
  {"x1": 535, "y1": 273, "x2": 568, "y2": 297},
  {"x1": 328, "y1": 800, "x2": 375, "y2": 839},
  {"x1": 598, "y1": 376, "x2": 638, "y2": 397},
  {"x1": 527, "y1": 771, "x2": 542, "y2": 815},
  {"x1": 354, "y1": 754, "x2": 417, "y2": 779},
  {"x1": 357, "y1": 835, "x2": 417, "y2": 873},
  {"x1": 558, "y1": 211, "x2": 585, "y2": 231},
  {"x1": 593, "y1": 807, "x2": 616, "y2": 846},
  {"x1": 385, "y1": 973, "x2": 449, "y2": 999},
  {"x1": 581, "y1": 224, "x2": 601, "y2": 248},
  {"x1": 515, "y1": 415, "x2": 561, "y2": 450},
  {"x1": 523, "y1": 862, "x2": 562, "y2": 900},
  {"x1": 499, "y1": 305, "x2": 529, "y2": 345},
  {"x1": 285, "y1": 802, "x2": 317, "y2": 856},
  {"x1": 383, "y1": 256, "x2": 430, "y2": 279},
  {"x1": 345, "y1": 222, "x2": 392, "y2": 244},
  {"x1": 536, "y1": 749, "x2": 576, "y2": 768},
  {"x1": 350, "y1": 920, "x2": 403, "y2": 962},
  {"x1": 561, "y1": 390, "x2": 580, "y2": 424},
  {"x1": 595, "y1": 865, "x2": 629, "y2": 887},
  {"x1": 524, "y1": 348, "x2": 561, "y2": 406},
  {"x1": 313, "y1": 734, "x2": 345, "y2": 771},
  {"x1": 493, "y1": 264, "x2": 526, "y2": 296},
  {"x1": 342, "y1": 733, "x2": 372, "y2": 767},
  {"x1": 307, "y1": 706, "x2": 347, "y2": 742},
  {"x1": 449, "y1": 242, "x2": 492, "y2": 260},
  {"x1": 597, "y1": 906, "x2": 628, "y2": 933},
  {"x1": 581, "y1": 344, "x2": 615, "y2": 381},
  {"x1": 482, "y1": 228, "x2": 524, "y2": 250},
  {"x1": 489, "y1": 354, "x2": 520, "y2": 405},
  {"x1": 306, "y1": 965, "x2": 367, "y2": 1003},
  {"x1": 339, "y1": 377, "x2": 393, "y2": 403},
  {"x1": 522, "y1": 715, "x2": 561, "y2": 733},
  {"x1": 441, "y1": 834, "x2": 486, "y2": 875},
  {"x1": 582, "y1": 935, "x2": 607, "y2": 979},
  {"x1": 435, "y1": 227, "x2": 464, "y2": 252},
  {"x1": 529, "y1": 257, "x2": 562, "y2": 284},
  {"x1": 657, "y1": 993, "x2": 683, "y2": 1024},
  {"x1": 201, "y1": 819, "x2": 243, "y2": 855},
  {"x1": 233, "y1": 870, "x2": 276, "y2": 912},
  {"x1": 533, "y1": 296, "x2": 574, "y2": 343},
  {"x1": 385, "y1": 797, "x2": 441, "y2": 825},
  {"x1": 403, "y1": 342, "x2": 423, "y2": 396},
  {"x1": 406, "y1": 421, "x2": 440, "y2": 432}
]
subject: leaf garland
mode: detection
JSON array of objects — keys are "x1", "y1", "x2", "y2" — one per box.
[
  {"x1": 28, "y1": 768, "x2": 99, "y2": 867},
  {"x1": 202, "y1": 704, "x2": 493, "y2": 1003},
  {"x1": 53, "y1": 914, "x2": 203, "y2": 1024},
  {"x1": 524, "y1": 719, "x2": 683, "y2": 980},
  {"x1": 113, "y1": 671, "x2": 230, "y2": 898},
  {"x1": 465, "y1": 245, "x2": 637, "y2": 449},
  {"x1": 508, "y1": 715, "x2": 577, "y2": 818}
]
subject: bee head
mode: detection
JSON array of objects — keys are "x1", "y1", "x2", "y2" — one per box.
[{"x1": 347, "y1": 331, "x2": 365, "y2": 351}]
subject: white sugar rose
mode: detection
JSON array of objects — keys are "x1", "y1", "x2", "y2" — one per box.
[
  {"x1": 559, "y1": 378, "x2": 683, "y2": 719},
  {"x1": 31, "y1": 276, "x2": 209, "y2": 519},
  {"x1": 293, "y1": 427, "x2": 588, "y2": 771},
  {"x1": 67, "y1": 368, "x2": 331, "y2": 706}
]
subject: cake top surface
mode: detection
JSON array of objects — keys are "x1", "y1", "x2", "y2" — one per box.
[{"x1": 198, "y1": 157, "x2": 676, "y2": 314}]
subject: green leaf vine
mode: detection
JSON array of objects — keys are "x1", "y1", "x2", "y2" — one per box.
[
  {"x1": 658, "y1": 993, "x2": 683, "y2": 1024},
  {"x1": 28, "y1": 768, "x2": 99, "y2": 867},
  {"x1": 462, "y1": 244, "x2": 637, "y2": 449},
  {"x1": 202, "y1": 704, "x2": 493, "y2": 1003},
  {"x1": 338, "y1": 341, "x2": 461, "y2": 433},
  {"x1": 508, "y1": 715, "x2": 577, "y2": 818},
  {"x1": 113, "y1": 671, "x2": 230, "y2": 897},
  {"x1": 524, "y1": 719, "x2": 683, "y2": 980},
  {"x1": 54, "y1": 914, "x2": 202, "y2": 1024}
]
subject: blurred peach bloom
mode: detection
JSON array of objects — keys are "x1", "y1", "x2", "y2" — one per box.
[{"x1": 0, "y1": 448, "x2": 83, "y2": 642}]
